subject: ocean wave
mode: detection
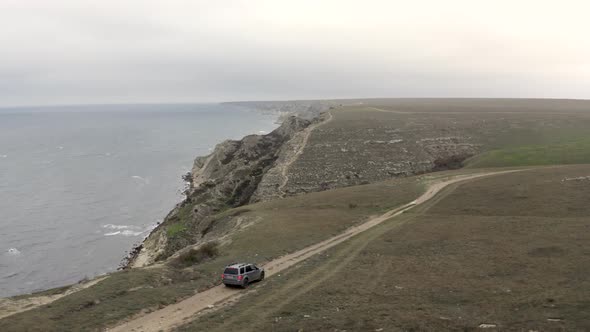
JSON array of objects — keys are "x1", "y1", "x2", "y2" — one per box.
[
  {"x1": 7, "y1": 248, "x2": 21, "y2": 255},
  {"x1": 2, "y1": 272, "x2": 19, "y2": 279},
  {"x1": 73, "y1": 153, "x2": 111, "y2": 158},
  {"x1": 104, "y1": 230, "x2": 144, "y2": 237},
  {"x1": 103, "y1": 224, "x2": 134, "y2": 230},
  {"x1": 102, "y1": 224, "x2": 147, "y2": 237},
  {"x1": 0, "y1": 154, "x2": 7, "y2": 158},
  {"x1": 121, "y1": 230, "x2": 144, "y2": 236}
]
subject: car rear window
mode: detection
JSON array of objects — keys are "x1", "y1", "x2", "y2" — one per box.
[{"x1": 223, "y1": 268, "x2": 238, "y2": 275}]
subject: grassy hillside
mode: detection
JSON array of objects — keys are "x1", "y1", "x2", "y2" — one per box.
[
  {"x1": 467, "y1": 138, "x2": 590, "y2": 168},
  {"x1": 0, "y1": 174, "x2": 427, "y2": 331},
  {"x1": 179, "y1": 165, "x2": 590, "y2": 331}
]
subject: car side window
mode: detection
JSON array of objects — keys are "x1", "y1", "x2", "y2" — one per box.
[
  {"x1": 245, "y1": 265, "x2": 253, "y2": 273},
  {"x1": 240, "y1": 267, "x2": 245, "y2": 274},
  {"x1": 253, "y1": 265, "x2": 259, "y2": 270}
]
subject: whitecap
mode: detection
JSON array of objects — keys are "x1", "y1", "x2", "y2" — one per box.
[
  {"x1": 103, "y1": 230, "x2": 144, "y2": 237},
  {"x1": 120, "y1": 230, "x2": 144, "y2": 236},
  {"x1": 258, "y1": 130, "x2": 267, "y2": 134},
  {"x1": 7, "y1": 248, "x2": 21, "y2": 255},
  {"x1": 102, "y1": 224, "x2": 145, "y2": 237},
  {"x1": 57, "y1": 146, "x2": 64, "y2": 150},
  {"x1": 0, "y1": 154, "x2": 7, "y2": 158},
  {"x1": 103, "y1": 224, "x2": 132, "y2": 230}
]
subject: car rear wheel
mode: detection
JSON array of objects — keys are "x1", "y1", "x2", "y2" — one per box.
[
  {"x1": 260, "y1": 272, "x2": 265, "y2": 281},
  {"x1": 242, "y1": 278, "x2": 249, "y2": 288}
]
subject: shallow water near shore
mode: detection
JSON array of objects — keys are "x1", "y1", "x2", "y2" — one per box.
[{"x1": 0, "y1": 103, "x2": 277, "y2": 297}]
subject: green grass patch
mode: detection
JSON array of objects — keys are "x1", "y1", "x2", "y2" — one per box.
[
  {"x1": 467, "y1": 138, "x2": 590, "y2": 168},
  {"x1": 166, "y1": 223, "x2": 187, "y2": 237}
]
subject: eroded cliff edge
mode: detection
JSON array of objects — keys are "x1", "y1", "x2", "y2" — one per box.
[{"x1": 126, "y1": 114, "x2": 325, "y2": 267}]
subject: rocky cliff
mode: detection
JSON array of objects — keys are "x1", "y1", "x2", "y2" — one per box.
[{"x1": 125, "y1": 115, "x2": 317, "y2": 267}]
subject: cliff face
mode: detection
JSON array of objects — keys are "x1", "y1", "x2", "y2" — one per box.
[
  {"x1": 126, "y1": 116, "x2": 313, "y2": 267},
  {"x1": 191, "y1": 115, "x2": 311, "y2": 194}
]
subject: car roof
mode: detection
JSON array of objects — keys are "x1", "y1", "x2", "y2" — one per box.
[{"x1": 225, "y1": 262, "x2": 252, "y2": 268}]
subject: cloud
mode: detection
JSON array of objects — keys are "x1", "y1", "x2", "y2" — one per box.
[{"x1": 1, "y1": 0, "x2": 589, "y2": 106}]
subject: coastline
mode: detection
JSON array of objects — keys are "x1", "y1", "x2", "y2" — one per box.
[
  {"x1": 0, "y1": 103, "x2": 287, "y2": 317},
  {"x1": 0, "y1": 103, "x2": 280, "y2": 299}
]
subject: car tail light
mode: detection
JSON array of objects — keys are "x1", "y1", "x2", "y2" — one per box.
[
  {"x1": 237, "y1": 275, "x2": 243, "y2": 281},
  {"x1": 221, "y1": 274, "x2": 224, "y2": 279}
]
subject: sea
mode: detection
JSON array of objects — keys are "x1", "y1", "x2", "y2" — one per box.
[{"x1": 0, "y1": 103, "x2": 278, "y2": 297}]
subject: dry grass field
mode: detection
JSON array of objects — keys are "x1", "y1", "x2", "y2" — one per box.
[{"x1": 179, "y1": 165, "x2": 590, "y2": 331}]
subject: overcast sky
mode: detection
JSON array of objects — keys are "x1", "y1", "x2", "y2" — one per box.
[{"x1": 1, "y1": 0, "x2": 589, "y2": 106}]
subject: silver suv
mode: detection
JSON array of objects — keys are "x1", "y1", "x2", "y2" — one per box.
[{"x1": 222, "y1": 263, "x2": 265, "y2": 288}]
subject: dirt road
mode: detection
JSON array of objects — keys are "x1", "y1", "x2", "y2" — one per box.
[{"x1": 109, "y1": 170, "x2": 517, "y2": 332}]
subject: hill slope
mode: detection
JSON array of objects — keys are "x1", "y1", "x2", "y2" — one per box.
[{"x1": 179, "y1": 165, "x2": 590, "y2": 331}]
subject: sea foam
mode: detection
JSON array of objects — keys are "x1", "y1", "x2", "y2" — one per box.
[
  {"x1": 104, "y1": 230, "x2": 144, "y2": 237},
  {"x1": 103, "y1": 224, "x2": 132, "y2": 230},
  {"x1": 102, "y1": 224, "x2": 145, "y2": 237}
]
